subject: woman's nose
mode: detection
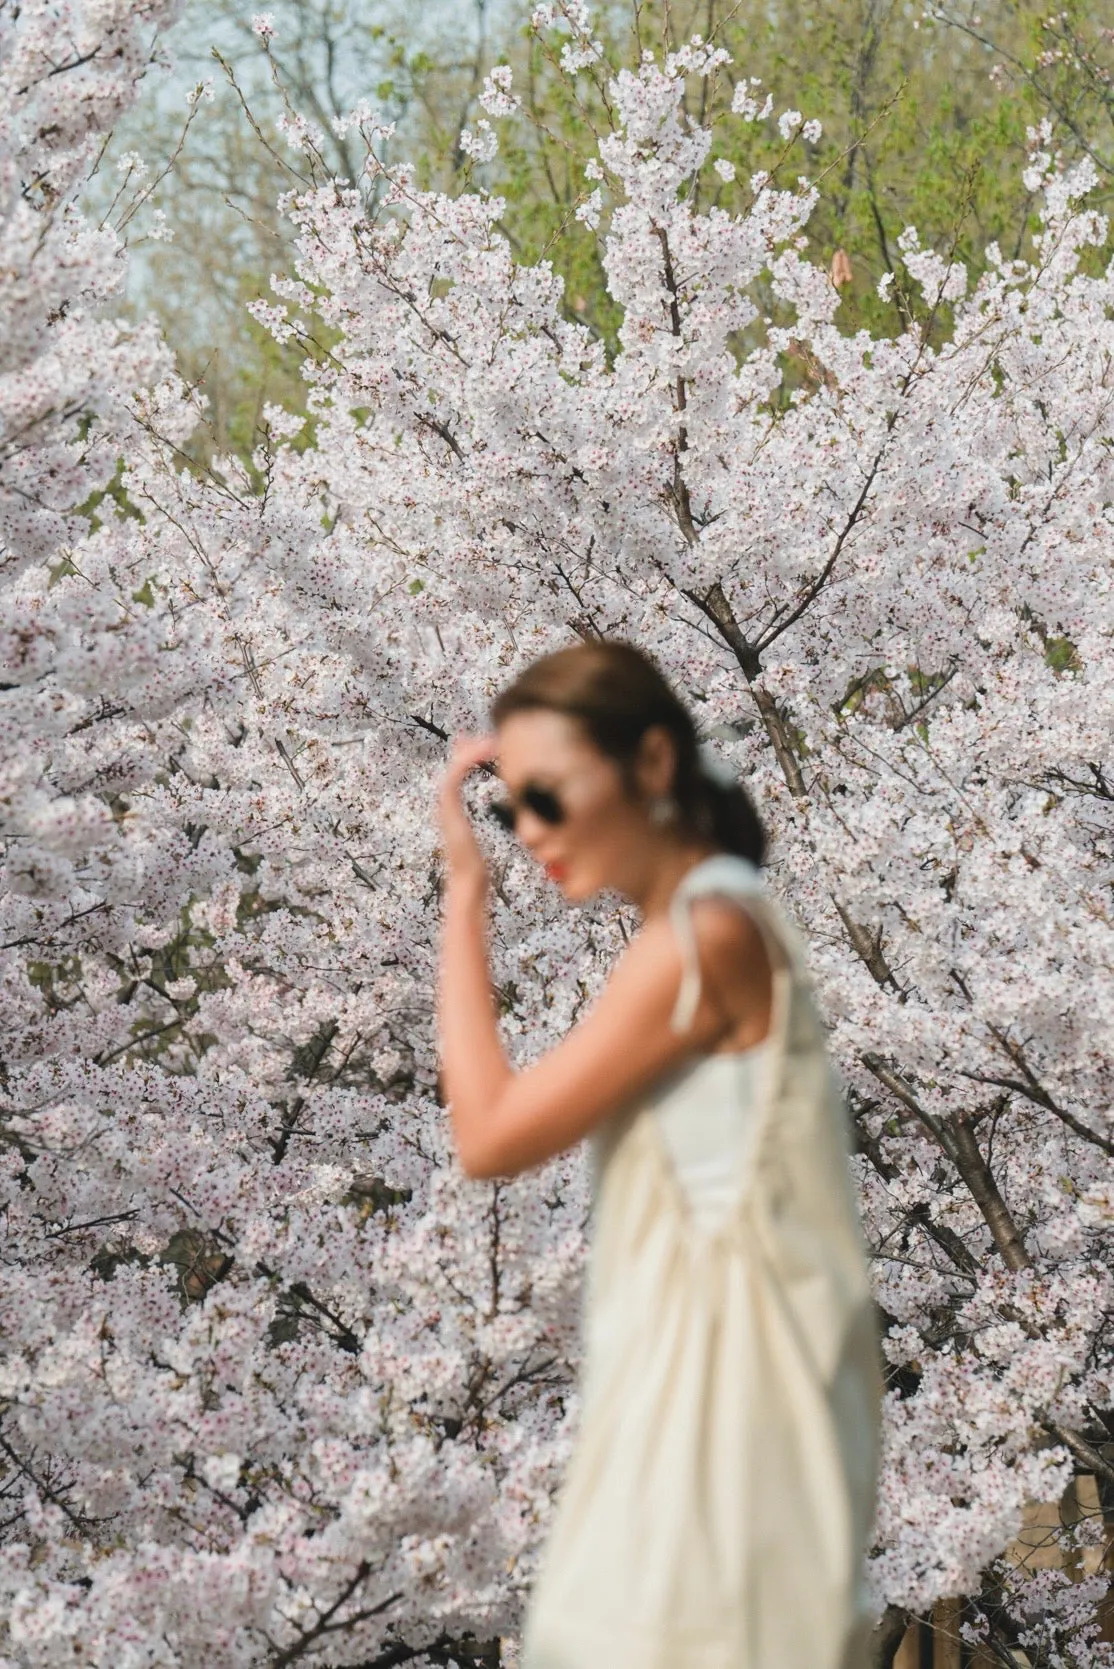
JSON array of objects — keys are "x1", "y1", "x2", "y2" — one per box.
[{"x1": 516, "y1": 812, "x2": 547, "y2": 851}]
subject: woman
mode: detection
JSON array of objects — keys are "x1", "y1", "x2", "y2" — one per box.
[{"x1": 437, "y1": 641, "x2": 882, "y2": 1669}]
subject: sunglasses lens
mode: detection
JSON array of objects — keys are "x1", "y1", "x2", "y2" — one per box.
[
  {"x1": 522, "y1": 787, "x2": 565, "y2": 825},
  {"x1": 489, "y1": 787, "x2": 565, "y2": 833}
]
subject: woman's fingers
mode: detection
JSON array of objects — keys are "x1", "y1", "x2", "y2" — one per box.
[
  {"x1": 462, "y1": 731, "x2": 498, "y2": 761},
  {"x1": 443, "y1": 732, "x2": 498, "y2": 795},
  {"x1": 438, "y1": 733, "x2": 498, "y2": 823},
  {"x1": 437, "y1": 733, "x2": 496, "y2": 887}
]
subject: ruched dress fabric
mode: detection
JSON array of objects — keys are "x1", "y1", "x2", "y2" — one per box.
[{"x1": 521, "y1": 855, "x2": 883, "y2": 1669}]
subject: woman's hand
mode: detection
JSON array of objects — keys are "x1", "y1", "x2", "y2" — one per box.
[{"x1": 438, "y1": 733, "x2": 498, "y2": 896}]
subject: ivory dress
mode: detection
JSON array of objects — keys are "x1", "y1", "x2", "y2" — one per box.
[{"x1": 522, "y1": 854, "x2": 882, "y2": 1669}]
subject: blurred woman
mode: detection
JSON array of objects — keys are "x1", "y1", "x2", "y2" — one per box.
[{"x1": 437, "y1": 640, "x2": 881, "y2": 1669}]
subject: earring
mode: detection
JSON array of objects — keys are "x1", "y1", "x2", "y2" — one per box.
[{"x1": 649, "y1": 794, "x2": 678, "y2": 827}]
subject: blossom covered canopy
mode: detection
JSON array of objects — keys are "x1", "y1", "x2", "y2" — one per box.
[{"x1": 0, "y1": 2, "x2": 1111, "y2": 1665}]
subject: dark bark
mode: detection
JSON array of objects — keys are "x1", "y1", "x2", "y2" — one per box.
[
  {"x1": 947, "y1": 1119, "x2": 1032, "y2": 1274},
  {"x1": 870, "y1": 1604, "x2": 912, "y2": 1669},
  {"x1": 684, "y1": 580, "x2": 809, "y2": 799}
]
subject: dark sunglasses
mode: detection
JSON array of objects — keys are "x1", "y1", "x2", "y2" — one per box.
[{"x1": 488, "y1": 783, "x2": 566, "y2": 833}]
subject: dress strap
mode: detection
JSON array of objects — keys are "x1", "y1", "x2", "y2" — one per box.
[
  {"x1": 669, "y1": 891, "x2": 704, "y2": 1034},
  {"x1": 668, "y1": 855, "x2": 767, "y2": 1035}
]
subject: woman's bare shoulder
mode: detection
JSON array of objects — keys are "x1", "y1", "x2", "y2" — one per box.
[
  {"x1": 687, "y1": 892, "x2": 768, "y2": 959},
  {"x1": 622, "y1": 890, "x2": 767, "y2": 975}
]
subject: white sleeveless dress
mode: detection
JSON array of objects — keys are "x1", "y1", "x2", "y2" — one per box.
[{"x1": 522, "y1": 855, "x2": 882, "y2": 1669}]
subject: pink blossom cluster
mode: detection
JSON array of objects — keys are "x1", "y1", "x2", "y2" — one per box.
[{"x1": 0, "y1": 1, "x2": 1111, "y2": 1664}]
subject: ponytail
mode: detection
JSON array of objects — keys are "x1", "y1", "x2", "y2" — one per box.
[
  {"x1": 674, "y1": 743, "x2": 766, "y2": 868},
  {"x1": 693, "y1": 771, "x2": 767, "y2": 868}
]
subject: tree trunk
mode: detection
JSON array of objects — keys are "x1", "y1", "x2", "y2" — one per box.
[{"x1": 871, "y1": 1605, "x2": 913, "y2": 1668}]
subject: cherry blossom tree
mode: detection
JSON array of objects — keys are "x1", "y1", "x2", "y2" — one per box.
[{"x1": 1, "y1": 2, "x2": 1112, "y2": 1666}]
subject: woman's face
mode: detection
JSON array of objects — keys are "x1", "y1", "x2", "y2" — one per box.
[{"x1": 494, "y1": 710, "x2": 665, "y2": 903}]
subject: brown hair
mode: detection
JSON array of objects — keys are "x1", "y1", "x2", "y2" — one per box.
[{"x1": 490, "y1": 641, "x2": 766, "y2": 867}]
